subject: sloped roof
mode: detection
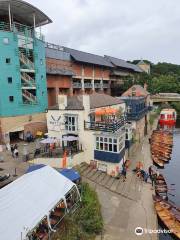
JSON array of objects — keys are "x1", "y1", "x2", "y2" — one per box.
[
  {"x1": 64, "y1": 47, "x2": 114, "y2": 67},
  {"x1": 46, "y1": 67, "x2": 75, "y2": 76},
  {"x1": 0, "y1": 166, "x2": 76, "y2": 240},
  {"x1": 89, "y1": 93, "x2": 123, "y2": 109},
  {"x1": 105, "y1": 55, "x2": 143, "y2": 73},
  {"x1": 122, "y1": 85, "x2": 149, "y2": 97},
  {"x1": 0, "y1": 0, "x2": 52, "y2": 27},
  {"x1": 46, "y1": 46, "x2": 71, "y2": 61},
  {"x1": 66, "y1": 95, "x2": 84, "y2": 110}
]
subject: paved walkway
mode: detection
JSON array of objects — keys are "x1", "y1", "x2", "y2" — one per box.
[{"x1": 79, "y1": 134, "x2": 158, "y2": 240}]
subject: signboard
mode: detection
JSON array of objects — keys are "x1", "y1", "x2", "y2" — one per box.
[{"x1": 48, "y1": 115, "x2": 61, "y2": 131}]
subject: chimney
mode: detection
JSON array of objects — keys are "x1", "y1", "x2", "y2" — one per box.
[{"x1": 58, "y1": 95, "x2": 67, "y2": 110}]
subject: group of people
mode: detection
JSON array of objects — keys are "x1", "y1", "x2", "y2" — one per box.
[
  {"x1": 132, "y1": 162, "x2": 159, "y2": 187},
  {"x1": 10, "y1": 144, "x2": 19, "y2": 159}
]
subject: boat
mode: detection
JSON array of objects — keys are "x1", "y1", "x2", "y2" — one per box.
[
  {"x1": 152, "y1": 156, "x2": 165, "y2": 168},
  {"x1": 155, "y1": 174, "x2": 168, "y2": 199},
  {"x1": 159, "y1": 109, "x2": 177, "y2": 126},
  {"x1": 153, "y1": 195, "x2": 180, "y2": 239}
]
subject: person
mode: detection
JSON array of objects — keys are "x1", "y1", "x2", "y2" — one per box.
[
  {"x1": 14, "y1": 148, "x2": 18, "y2": 159},
  {"x1": 140, "y1": 170, "x2": 149, "y2": 182},
  {"x1": 151, "y1": 172, "x2": 157, "y2": 188},
  {"x1": 122, "y1": 165, "x2": 127, "y2": 182},
  {"x1": 10, "y1": 144, "x2": 14, "y2": 157},
  {"x1": 148, "y1": 165, "x2": 153, "y2": 181}
]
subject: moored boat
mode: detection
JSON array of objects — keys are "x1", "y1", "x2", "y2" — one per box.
[
  {"x1": 159, "y1": 108, "x2": 177, "y2": 126},
  {"x1": 153, "y1": 195, "x2": 180, "y2": 239}
]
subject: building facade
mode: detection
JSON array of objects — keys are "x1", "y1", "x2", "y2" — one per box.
[
  {"x1": 0, "y1": 0, "x2": 52, "y2": 142},
  {"x1": 46, "y1": 43, "x2": 113, "y2": 107},
  {"x1": 47, "y1": 93, "x2": 127, "y2": 176}
]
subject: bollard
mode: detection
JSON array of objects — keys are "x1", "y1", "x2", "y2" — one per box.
[{"x1": 13, "y1": 167, "x2": 18, "y2": 177}]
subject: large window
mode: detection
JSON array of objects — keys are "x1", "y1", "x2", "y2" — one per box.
[
  {"x1": 96, "y1": 136, "x2": 119, "y2": 153},
  {"x1": 65, "y1": 115, "x2": 78, "y2": 132}
]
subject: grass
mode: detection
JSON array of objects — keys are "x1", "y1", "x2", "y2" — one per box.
[{"x1": 52, "y1": 182, "x2": 103, "y2": 240}]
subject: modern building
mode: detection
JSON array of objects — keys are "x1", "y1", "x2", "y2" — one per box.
[
  {"x1": 0, "y1": 0, "x2": 52, "y2": 143},
  {"x1": 46, "y1": 43, "x2": 113, "y2": 107},
  {"x1": 120, "y1": 84, "x2": 151, "y2": 142},
  {"x1": 47, "y1": 93, "x2": 127, "y2": 176},
  {"x1": 104, "y1": 55, "x2": 143, "y2": 96}
]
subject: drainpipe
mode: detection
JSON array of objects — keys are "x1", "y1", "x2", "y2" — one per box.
[{"x1": 8, "y1": 3, "x2": 12, "y2": 31}]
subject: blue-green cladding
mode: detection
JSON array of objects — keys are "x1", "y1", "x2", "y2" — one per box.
[{"x1": 0, "y1": 31, "x2": 47, "y2": 117}]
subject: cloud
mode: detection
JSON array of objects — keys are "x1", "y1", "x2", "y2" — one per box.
[{"x1": 30, "y1": 0, "x2": 180, "y2": 64}]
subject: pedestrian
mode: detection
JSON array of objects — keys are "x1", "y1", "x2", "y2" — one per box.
[
  {"x1": 151, "y1": 172, "x2": 157, "y2": 188},
  {"x1": 148, "y1": 165, "x2": 153, "y2": 181},
  {"x1": 14, "y1": 148, "x2": 19, "y2": 159},
  {"x1": 122, "y1": 165, "x2": 127, "y2": 182},
  {"x1": 10, "y1": 144, "x2": 14, "y2": 157}
]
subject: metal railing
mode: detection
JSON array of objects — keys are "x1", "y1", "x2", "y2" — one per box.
[
  {"x1": 126, "y1": 107, "x2": 149, "y2": 121},
  {"x1": 21, "y1": 72, "x2": 36, "y2": 87},
  {"x1": 72, "y1": 82, "x2": 82, "y2": 88},
  {"x1": 84, "y1": 117, "x2": 125, "y2": 132},
  {"x1": 102, "y1": 83, "x2": 109, "y2": 88},
  {"x1": 22, "y1": 89, "x2": 37, "y2": 103},
  {"x1": 84, "y1": 82, "x2": 93, "y2": 88},
  {"x1": 94, "y1": 83, "x2": 102, "y2": 88},
  {"x1": 20, "y1": 52, "x2": 34, "y2": 70}
]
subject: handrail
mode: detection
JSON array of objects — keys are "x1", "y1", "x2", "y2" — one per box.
[{"x1": 23, "y1": 89, "x2": 36, "y2": 102}]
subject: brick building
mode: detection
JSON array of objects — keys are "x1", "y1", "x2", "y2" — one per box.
[{"x1": 46, "y1": 43, "x2": 113, "y2": 107}]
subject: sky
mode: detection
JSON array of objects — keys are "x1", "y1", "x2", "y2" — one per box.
[{"x1": 30, "y1": 0, "x2": 180, "y2": 64}]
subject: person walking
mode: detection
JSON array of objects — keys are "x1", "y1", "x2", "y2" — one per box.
[
  {"x1": 151, "y1": 172, "x2": 157, "y2": 188},
  {"x1": 14, "y1": 148, "x2": 19, "y2": 160},
  {"x1": 122, "y1": 165, "x2": 127, "y2": 182},
  {"x1": 148, "y1": 165, "x2": 153, "y2": 181},
  {"x1": 10, "y1": 144, "x2": 14, "y2": 157}
]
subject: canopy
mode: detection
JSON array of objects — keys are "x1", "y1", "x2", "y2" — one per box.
[
  {"x1": 40, "y1": 137, "x2": 57, "y2": 144},
  {"x1": 26, "y1": 164, "x2": 46, "y2": 173},
  {"x1": 95, "y1": 108, "x2": 118, "y2": 115},
  {"x1": 62, "y1": 136, "x2": 79, "y2": 142},
  {"x1": 59, "y1": 168, "x2": 81, "y2": 182},
  {"x1": 0, "y1": 166, "x2": 78, "y2": 240}
]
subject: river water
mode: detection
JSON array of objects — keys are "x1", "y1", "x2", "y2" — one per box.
[{"x1": 158, "y1": 119, "x2": 180, "y2": 240}]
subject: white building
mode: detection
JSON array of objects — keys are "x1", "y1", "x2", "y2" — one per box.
[{"x1": 47, "y1": 93, "x2": 127, "y2": 176}]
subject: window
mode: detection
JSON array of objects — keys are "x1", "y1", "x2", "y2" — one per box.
[
  {"x1": 6, "y1": 58, "x2": 11, "y2": 64},
  {"x1": 3, "y1": 38, "x2": 9, "y2": 44},
  {"x1": 7, "y1": 77, "x2": 12, "y2": 83},
  {"x1": 9, "y1": 96, "x2": 14, "y2": 102},
  {"x1": 65, "y1": 115, "x2": 78, "y2": 132},
  {"x1": 95, "y1": 136, "x2": 119, "y2": 153},
  {"x1": 41, "y1": 75, "x2": 43, "y2": 80},
  {"x1": 40, "y1": 59, "x2": 43, "y2": 65}
]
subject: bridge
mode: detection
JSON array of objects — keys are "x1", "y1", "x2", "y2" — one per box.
[{"x1": 151, "y1": 93, "x2": 180, "y2": 103}]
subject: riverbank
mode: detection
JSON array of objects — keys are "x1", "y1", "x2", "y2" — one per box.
[{"x1": 79, "y1": 118, "x2": 159, "y2": 240}]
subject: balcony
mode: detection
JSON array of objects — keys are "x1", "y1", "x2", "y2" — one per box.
[
  {"x1": 94, "y1": 83, "x2": 102, "y2": 88},
  {"x1": 84, "y1": 117, "x2": 125, "y2": 133},
  {"x1": 72, "y1": 82, "x2": 82, "y2": 88},
  {"x1": 84, "y1": 82, "x2": 93, "y2": 88},
  {"x1": 126, "y1": 107, "x2": 149, "y2": 121},
  {"x1": 102, "y1": 83, "x2": 109, "y2": 88}
]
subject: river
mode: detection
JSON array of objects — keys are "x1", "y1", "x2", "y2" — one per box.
[{"x1": 159, "y1": 119, "x2": 180, "y2": 240}]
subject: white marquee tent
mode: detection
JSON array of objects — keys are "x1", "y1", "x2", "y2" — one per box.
[{"x1": 0, "y1": 165, "x2": 80, "y2": 240}]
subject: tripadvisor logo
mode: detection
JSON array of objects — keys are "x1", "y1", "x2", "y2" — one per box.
[{"x1": 135, "y1": 227, "x2": 144, "y2": 236}]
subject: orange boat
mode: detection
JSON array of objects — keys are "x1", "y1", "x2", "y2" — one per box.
[{"x1": 159, "y1": 109, "x2": 177, "y2": 126}]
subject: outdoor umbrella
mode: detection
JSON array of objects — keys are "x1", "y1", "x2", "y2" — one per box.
[
  {"x1": 62, "y1": 136, "x2": 79, "y2": 142},
  {"x1": 40, "y1": 137, "x2": 57, "y2": 144}
]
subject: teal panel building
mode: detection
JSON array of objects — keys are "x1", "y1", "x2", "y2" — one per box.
[{"x1": 0, "y1": 0, "x2": 52, "y2": 142}]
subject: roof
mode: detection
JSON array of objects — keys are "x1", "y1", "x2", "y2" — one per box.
[
  {"x1": 137, "y1": 59, "x2": 146, "y2": 65},
  {"x1": 0, "y1": 166, "x2": 76, "y2": 240},
  {"x1": 66, "y1": 95, "x2": 84, "y2": 110},
  {"x1": 46, "y1": 46, "x2": 71, "y2": 61},
  {"x1": 59, "y1": 168, "x2": 81, "y2": 182},
  {"x1": 64, "y1": 47, "x2": 114, "y2": 67},
  {"x1": 105, "y1": 55, "x2": 143, "y2": 73},
  {"x1": 89, "y1": 93, "x2": 124, "y2": 109},
  {"x1": 122, "y1": 85, "x2": 149, "y2": 97},
  {"x1": 0, "y1": 0, "x2": 52, "y2": 27},
  {"x1": 46, "y1": 67, "x2": 75, "y2": 76}
]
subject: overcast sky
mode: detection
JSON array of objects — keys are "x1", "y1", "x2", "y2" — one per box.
[{"x1": 30, "y1": 0, "x2": 180, "y2": 64}]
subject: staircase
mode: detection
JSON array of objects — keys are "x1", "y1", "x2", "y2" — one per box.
[
  {"x1": 22, "y1": 89, "x2": 37, "y2": 103},
  {"x1": 20, "y1": 52, "x2": 34, "y2": 70},
  {"x1": 21, "y1": 72, "x2": 35, "y2": 87}
]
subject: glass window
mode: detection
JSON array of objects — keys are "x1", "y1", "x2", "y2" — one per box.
[
  {"x1": 100, "y1": 143, "x2": 103, "y2": 150},
  {"x1": 109, "y1": 144, "x2": 112, "y2": 152},
  {"x1": 109, "y1": 138, "x2": 112, "y2": 143},
  {"x1": 104, "y1": 138, "x2": 107, "y2": 142},
  {"x1": 104, "y1": 143, "x2": 108, "y2": 151},
  {"x1": 113, "y1": 139, "x2": 117, "y2": 143},
  {"x1": 8, "y1": 77, "x2": 12, "y2": 83},
  {"x1": 113, "y1": 144, "x2": 117, "y2": 152},
  {"x1": 100, "y1": 137, "x2": 103, "y2": 142},
  {"x1": 6, "y1": 58, "x2": 11, "y2": 64},
  {"x1": 96, "y1": 137, "x2": 99, "y2": 141},
  {"x1": 40, "y1": 59, "x2": 43, "y2": 65},
  {"x1": 9, "y1": 96, "x2": 14, "y2": 102},
  {"x1": 3, "y1": 38, "x2": 9, "y2": 44},
  {"x1": 96, "y1": 142, "x2": 99, "y2": 150},
  {"x1": 65, "y1": 115, "x2": 77, "y2": 132}
]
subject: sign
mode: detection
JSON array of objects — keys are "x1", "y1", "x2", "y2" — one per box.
[{"x1": 48, "y1": 115, "x2": 61, "y2": 131}]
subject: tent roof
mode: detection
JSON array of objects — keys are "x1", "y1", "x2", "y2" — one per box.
[
  {"x1": 0, "y1": 165, "x2": 76, "y2": 240},
  {"x1": 59, "y1": 168, "x2": 81, "y2": 182}
]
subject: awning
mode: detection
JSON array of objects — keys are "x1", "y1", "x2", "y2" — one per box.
[
  {"x1": 95, "y1": 108, "x2": 118, "y2": 115},
  {"x1": 9, "y1": 126, "x2": 24, "y2": 133},
  {"x1": 59, "y1": 168, "x2": 81, "y2": 182},
  {"x1": 40, "y1": 137, "x2": 57, "y2": 144},
  {"x1": 0, "y1": 166, "x2": 78, "y2": 240}
]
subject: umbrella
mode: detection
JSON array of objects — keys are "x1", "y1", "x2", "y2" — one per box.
[
  {"x1": 40, "y1": 137, "x2": 56, "y2": 144},
  {"x1": 62, "y1": 136, "x2": 79, "y2": 142}
]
